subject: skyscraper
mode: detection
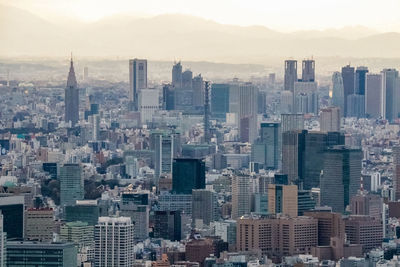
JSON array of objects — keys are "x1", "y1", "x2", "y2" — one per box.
[
  {"x1": 0, "y1": 196, "x2": 24, "y2": 239},
  {"x1": 294, "y1": 81, "x2": 319, "y2": 115},
  {"x1": 65, "y1": 56, "x2": 79, "y2": 126},
  {"x1": 332, "y1": 72, "x2": 345, "y2": 116},
  {"x1": 320, "y1": 146, "x2": 362, "y2": 213},
  {"x1": 365, "y1": 73, "x2": 383, "y2": 118},
  {"x1": 138, "y1": 89, "x2": 159, "y2": 124},
  {"x1": 94, "y1": 217, "x2": 134, "y2": 267},
  {"x1": 231, "y1": 174, "x2": 252, "y2": 219},
  {"x1": 192, "y1": 74, "x2": 204, "y2": 108},
  {"x1": 153, "y1": 211, "x2": 181, "y2": 241},
  {"x1": 204, "y1": 81, "x2": 211, "y2": 143},
  {"x1": 341, "y1": 65, "x2": 355, "y2": 117},
  {"x1": 211, "y1": 84, "x2": 230, "y2": 120},
  {"x1": 239, "y1": 83, "x2": 258, "y2": 143},
  {"x1": 393, "y1": 146, "x2": 400, "y2": 201},
  {"x1": 120, "y1": 191, "x2": 149, "y2": 240},
  {"x1": 281, "y1": 113, "x2": 304, "y2": 133},
  {"x1": 251, "y1": 122, "x2": 281, "y2": 169},
  {"x1": 129, "y1": 59, "x2": 147, "y2": 111},
  {"x1": 172, "y1": 61, "x2": 182, "y2": 88},
  {"x1": 347, "y1": 94, "x2": 365, "y2": 118},
  {"x1": 154, "y1": 132, "x2": 174, "y2": 179},
  {"x1": 284, "y1": 60, "x2": 297, "y2": 92},
  {"x1": 302, "y1": 59, "x2": 315, "y2": 82},
  {"x1": 320, "y1": 107, "x2": 341, "y2": 132},
  {"x1": 381, "y1": 68, "x2": 399, "y2": 122},
  {"x1": 172, "y1": 158, "x2": 205, "y2": 194},
  {"x1": 192, "y1": 189, "x2": 218, "y2": 226},
  {"x1": 355, "y1": 66, "x2": 369, "y2": 95},
  {"x1": 59, "y1": 164, "x2": 84, "y2": 207}
]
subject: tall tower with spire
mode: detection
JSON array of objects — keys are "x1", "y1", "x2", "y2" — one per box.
[{"x1": 65, "y1": 55, "x2": 79, "y2": 126}]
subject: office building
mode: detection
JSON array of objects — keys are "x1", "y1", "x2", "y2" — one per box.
[
  {"x1": 381, "y1": 68, "x2": 399, "y2": 122},
  {"x1": 152, "y1": 131, "x2": 177, "y2": 179},
  {"x1": 231, "y1": 174, "x2": 252, "y2": 219},
  {"x1": 158, "y1": 192, "x2": 192, "y2": 215},
  {"x1": 172, "y1": 61, "x2": 183, "y2": 88},
  {"x1": 7, "y1": 241, "x2": 77, "y2": 267},
  {"x1": 65, "y1": 200, "x2": 101, "y2": 225},
  {"x1": 0, "y1": 213, "x2": 5, "y2": 267},
  {"x1": 393, "y1": 146, "x2": 400, "y2": 201},
  {"x1": 120, "y1": 191, "x2": 149, "y2": 240},
  {"x1": 298, "y1": 190, "x2": 316, "y2": 216},
  {"x1": 65, "y1": 56, "x2": 79, "y2": 126},
  {"x1": 192, "y1": 189, "x2": 219, "y2": 226},
  {"x1": 268, "y1": 184, "x2": 298, "y2": 217},
  {"x1": 280, "y1": 90, "x2": 294, "y2": 114},
  {"x1": 138, "y1": 89, "x2": 159, "y2": 124},
  {"x1": 355, "y1": 67, "x2": 369, "y2": 95},
  {"x1": 172, "y1": 158, "x2": 205, "y2": 194},
  {"x1": 347, "y1": 94, "x2": 365, "y2": 118},
  {"x1": 60, "y1": 164, "x2": 83, "y2": 207},
  {"x1": 60, "y1": 221, "x2": 94, "y2": 249},
  {"x1": 162, "y1": 84, "x2": 175, "y2": 110},
  {"x1": 0, "y1": 195, "x2": 24, "y2": 239},
  {"x1": 350, "y1": 193, "x2": 382, "y2": 220},
  {"x1": 332, "y1": 72, "x2": 345, "y2": 116},
  {"x1": 129, "y1": 59, "x2": 147, "y2": 111},
  {"x1": 304, "y1": 211, "x2": 345, "y2": 246},
  {"x1": 94, "y1": 217, "x2": 134, "y2": 267},
  {"x1": 153, "y1": 210, "x2": 182, "y2": 241},
  {"x1": 24, "y1": 208, "x2": 54, "y2": 241},
  {"x1": 284, "y1": 60, "x2": 297, "y2": 92},
  {"x1": 320, "y1": 146, "x2": 362, "y2": 213},
  {"x1": 211, "y1": 84, "x2": 230, "y2": 121},
  {"x1": 251, "y1": 122, "x2": 281, "y2": 169},
  {"x1": 344, "y1": 215, "x2": 383, "y2": 253},
  {"x1": 282, "y1": 130, "x2": 306, "y2": 184},
  {"x1": 192, "y1": 74, "x2": 204, "y2": 108},
  {"x1": 236, "y1": 216, "x2": 317, "y2": 262},
  {"x1": 238, "y1": 83, "x2": 258, "y2": 143},
  {"x1": 320, "y1": 107, "x2": 341, "y2": 132},
  {"x1": 365, "y1": 73, "x2": 383, "y2": 118},
  {"x1": 341, "y1": 65, "x2": 355, "y2": 117},
  {"x1": 294, "y1": 81, "x2": 319, "y2": 115},
  {"x1": 281, "y1": 113, "x2": 304, "y2": 133},
  {"x1": 302, "y1": 59, "x2": 315, "y2": 82}
]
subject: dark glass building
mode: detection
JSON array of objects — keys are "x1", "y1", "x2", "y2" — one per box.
[
  {"x1": 65, "y1": 201, "x2": 100, "y2": 225},
  {"x1": 211, "y1": 84, "x2": 230, "y2": 121},
  {"x1": 0, "y1": 196, "x2": 24, "y2": 239},
  {"x1": 341, "y1": 65, "x2": 355, "y2": 117},
  {"x1": 355, "y1": 67, "x2": 369, "y2": 95},
  {"x1": 320, "y1": 146, "x2": 362, "y2": 213},
  {"x1": 153, "y1": 210, "x2": 181, "y2": 241},
  {"x1": 172, "y1": 158, "x2": 205, "y2": 194},
  {"x1": 43, "y1": 162, "x2": 58, "y2": 179}
]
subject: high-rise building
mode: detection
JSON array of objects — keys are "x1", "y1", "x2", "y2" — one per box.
[
  {"x1": 381, "y1": 68, "x2": 399, "y2": 122},
  {"x1": 94, "y1": 217, "x2": 134, "y2": 267},
  {"x1": 0, "y1": 213, "x2": 6, "y2": 267},
  {"x1": 129, "y1": 59, "x2": 147, "y2": 111},
  {"x1": 355, "y1": 67, "x2": 369, "y2": 95},
  {"x1": 152, "y1": 131, "x2": 178, "y2": 179},
  {"x1": 341, "y1": 65, "x2": 355, "y2": 117},
  {"x1": 204, "y1": 81, "x2": 211, "y2": 143},
  {"x1": 120, "y1": 191, "x2": 150, "y2": 240},
  {"x1": 284, "y1": 60, "x2": 298, "y2": 92},
  {"x1": 24, "y1": 208, "x2": 54, "y2": 241},
  {"x1": 192, "y1": 74, "x2": 204, "y2": 108},
  {"x1": 280, "y1": 90, "x2": 294, "y2": 114},
  {"x1": 162, "y1": 84, "x2": 175, "y2": 110},
  {"x1": 239, "y1": 83, "x2": 258, "y2": 143},
  {"x1": 282, "y1": 130, "x2": 305, "y2": 184},
  {"x1": 236, "y1": 216, "x2": 317, "y2": 261},
  {"x1": 320, "y1": 146, "x2": 362, "y2": 213},
  {"x1": 251, "y1": 122, "x2": 281, "y2": 169},
  {"x1": 138, "y1": 89, "x2": 159, "y2": 124},
  {"x1": 192, "y1": 189, "x2": 219, "y2": 226},
  {"x1": 294, "y1": 81, "x2": 319, "y2": 115},
  {"x1": 59, "y1": 164, "x2": 83, "y2": 207},
  {"x1": 268, "y1": 184, "x2": 298, "y2": 217},
  {"x1": 393, "y1": 146, "x2": 400, "y2": 201},
  {"x1": 320, "y1": 107, "x2": 341, "y2": 132},
  {"x1": 332, "y1": 72, "x2": 345, "y2": 116},
  {"x1": 350, "y1": 193, "x2": 383, "y2": 220},
  {"x1": 231, "y1": 174, "x2": 252, "y2": 219},
  {"x1": 7, "y1": 241, "x2": 77, "y2": 267},
  {"x1": 172, "y1": 158, "x2": 205, "y2": 194},
  {"x1": 302, "y1": 59, "x2": 315, "y2": 82},
  {"x1": 297, "y1": 190, "x2": 316, "y2": 216},
  {"x1": 365, "y1": 74, "x2": 383, "y2": 118},
  {"x1": 211, "y1": 84, "x2": 230, "y2": 121},
  {"x1": 153, "y1": 210, "x2": 181, "y2": 241},
  {"x1": 281, "y1": 113, "x2": 304, "y2": 133},
  {"x1": 304, "y1": 211, "x2": 345, "y2": 246},
  {"x1": 65, "y1": 56, "x2": 79, "y2": 126},
  {"x1": 0, "y1": 195, "x2": 24, "y2": 239},
  {"x1": 347, "y1": 94, "x2": 365, "y2": 118},
  {"x1": 172, "y1": 61, "x2": 182, "y2": 88}
]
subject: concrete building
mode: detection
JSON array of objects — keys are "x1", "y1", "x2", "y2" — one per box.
[
  {"x1": 192, "y1": 189, "x2": 218, "y2": 226},
  {"x1": 350, "y1": 193, "x2": 383, "y2": 220},
  {"x1": 365, "y1": 73, "x2": 383, "y2": 118},
  {"x1": 267, "y1": 184, "x2": 298, "y2": 217},
  {"x1": 294, "y1": 81, "x2": 319, "y2": 115},
  {"x1": 0, "y1": 213, "x2": 6, "y2": 267},
  {"x1": 236, "y1": 215, "x2": 317, "y2": 262},
  {"x1": 238, "y1": 83, "x2": 258, "y2": 143},
  {"x1": 24, "y1": 208, "x2": 54, "y2": 241},
  {"x1": 60, "y1": 221, "x2": 94, "y2": 249},
  {"x1": 284, "y1": 60, "x2": 298, "y2": 92},
  {"x1": 129, "y1": 59, "x2": 147, "y2": 111},
  {"x1": 138, "y1": 89, "x2": 159, "y2": 124},
  {"x1": 281, "y1": 113, "x2": 304, "y2": 133},
  {"x1": 320, "y1": 107, "x2": 341, "y2": 132},
  {"x1": 94, "y1": 217, "x2": 134, "y2": 267},
  {"x1": 302, "y1": 59, "x2": 315, "y2": 82},
  {"x1": 393, "y1": 146, "x2": 400, "y2": 201}
]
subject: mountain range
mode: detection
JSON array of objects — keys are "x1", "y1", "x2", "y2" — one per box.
[{"x1": 1, "y1": 4, "x2": 400, "y2": 63}]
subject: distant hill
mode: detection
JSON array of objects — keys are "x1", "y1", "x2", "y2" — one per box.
[{"x1": 1, "y1": 4, "x2": 400, "y2": 62}]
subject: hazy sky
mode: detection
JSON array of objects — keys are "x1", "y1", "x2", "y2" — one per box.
[{"x1": 2, "y1": 0, "x2": 400, "y2": 32}]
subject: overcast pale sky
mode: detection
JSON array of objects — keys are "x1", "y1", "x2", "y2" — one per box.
[{"x1": 2, "y1": 0, "x2": 400, "y2": 32}]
